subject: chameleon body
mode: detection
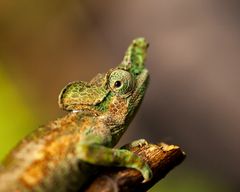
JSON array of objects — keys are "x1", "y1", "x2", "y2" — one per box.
[{"x1": 0, "y1": 38, "x2": 152, "y2": 192}]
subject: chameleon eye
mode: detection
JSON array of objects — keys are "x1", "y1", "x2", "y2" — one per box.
[
  {"x1": 114, "y1": 81, "x2": 122, "y2": 88},
  {"x1": 109, "y1": 69, "x2": 134, "y2": 95}
]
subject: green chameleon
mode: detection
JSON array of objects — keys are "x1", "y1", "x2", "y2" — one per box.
[{"x1": 0, "y1": 38, "x2": 152, "y2": 192}]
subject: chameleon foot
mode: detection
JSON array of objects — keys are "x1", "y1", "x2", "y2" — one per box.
[
  {"x1": 138, "y1": 162, "x2": 153, "y2": 183},
  {"x1": 121, "y1": 139, "x2": 149, "y2": 150}
]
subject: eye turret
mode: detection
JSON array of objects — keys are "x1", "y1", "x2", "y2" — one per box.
[{"x1": 109, "y1": 69, "x2": 135, "y2": 96}]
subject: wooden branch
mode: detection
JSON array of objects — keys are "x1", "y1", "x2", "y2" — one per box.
[{"x1": 84, "y1": 142, "x2": 186, "y2": 192}]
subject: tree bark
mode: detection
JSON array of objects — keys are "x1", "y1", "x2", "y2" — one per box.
[{"x1": 84, "y1": 142, "x2": 186, "y2": 192}]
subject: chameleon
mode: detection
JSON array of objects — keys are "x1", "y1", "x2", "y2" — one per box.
[{"x1": 0, "y1": 38, "x2": 152, "y2": 192}]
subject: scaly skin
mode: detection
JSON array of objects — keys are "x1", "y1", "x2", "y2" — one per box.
[{"x1": 0, "y1": 38, "x2": 152, "y2": 192}]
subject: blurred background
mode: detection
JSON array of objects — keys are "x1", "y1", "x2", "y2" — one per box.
[{"x1": 0, "y1": 0, "x2": 239, "y2": 191}]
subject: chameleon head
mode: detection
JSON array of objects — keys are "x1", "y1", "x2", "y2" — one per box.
[{"x1": 58, "y1": 38, "x2": 149, "y2": 126}]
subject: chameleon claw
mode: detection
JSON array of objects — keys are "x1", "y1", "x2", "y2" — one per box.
[
  {"x1": 121, "y1": 139, "x2": 149, "y2": 150},
  {"x1": 141, "y1": 164, "x2": 153, "y2": 183},
  {"x1": 131, "y1": 139, "x2": 148, "y2": 148}
]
